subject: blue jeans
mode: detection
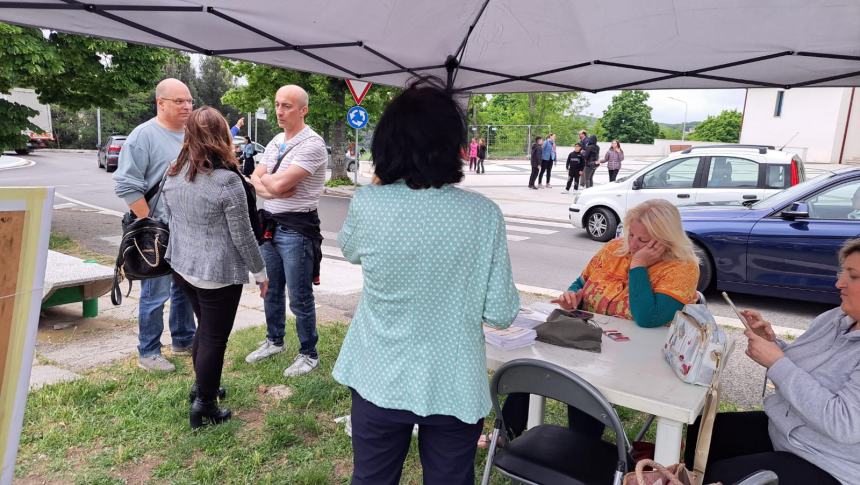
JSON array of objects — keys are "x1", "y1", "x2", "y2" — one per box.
[
  {"x1": 138, "y1": 274, "x2": 196, "y2": 357},
  {"x1": 262, "y1": 226, "x2": 318, "y2": 358}
]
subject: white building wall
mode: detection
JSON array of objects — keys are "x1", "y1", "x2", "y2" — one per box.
[
  {"x1": 841, "y1": 88, "x2": 860, "y2": 164},
  {"x1": 740, "y1": 88, "x2": 849, "y2": 163}
]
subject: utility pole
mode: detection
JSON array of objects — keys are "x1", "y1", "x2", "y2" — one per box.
[
  {"x1": 668, "y1": 97, "x2": 688, "y2": 141},
  {"x1": 96, "y1": 108, "x2": 101, "y2": 147}
]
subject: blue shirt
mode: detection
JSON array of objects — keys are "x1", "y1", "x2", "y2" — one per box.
[
  {"x1": 333, "y1": 182, "x2": 520, "y2": 423},
  {"x1": 542, "y1": 138, "x2": 555, "y2": 161}
]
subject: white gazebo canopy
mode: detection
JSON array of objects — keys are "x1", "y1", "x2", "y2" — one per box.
[{"x1": 1, "y1": 0, "x2": 859, "y2": 93}]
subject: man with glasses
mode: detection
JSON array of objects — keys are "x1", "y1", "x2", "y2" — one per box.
[{"x1": 113, "y1": 78, "x2": 197, "y2": 372}]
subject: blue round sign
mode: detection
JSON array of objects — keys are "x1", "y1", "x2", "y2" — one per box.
[{"x1": 347, "y1": 105, "x2": 369, "y2": 129}]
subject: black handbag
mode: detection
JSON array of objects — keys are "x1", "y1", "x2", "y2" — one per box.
[
  {"x1": 111, "y1": 173, "x2": 171, "y2": 305},
  {"x1": 227, "y1": 165, "x2": 266, "y2": 245}
]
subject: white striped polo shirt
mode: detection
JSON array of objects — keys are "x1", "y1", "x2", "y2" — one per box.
[{"x1": 261, "y1": 126, "x2": 328, "y2": 213}]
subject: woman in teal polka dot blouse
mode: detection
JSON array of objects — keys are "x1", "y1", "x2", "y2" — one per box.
[{"x1": 333, "y1": 79, "x2": 521, "y2": 485}]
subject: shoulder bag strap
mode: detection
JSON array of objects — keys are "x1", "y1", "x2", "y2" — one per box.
[
  {"x1": 146, "y1": 166, "x2": 171, "y2": 212},
  {"x1": 271, "y1": 137, "x2": 310, "y2": 173}
]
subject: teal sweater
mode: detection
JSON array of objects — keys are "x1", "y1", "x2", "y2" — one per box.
[{"x1": 568, "y1": 266, "x2": 684, "y2": 327}]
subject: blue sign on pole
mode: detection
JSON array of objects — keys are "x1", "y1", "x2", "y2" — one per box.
[{"x1": 347, "y1": 105, "x2": 369, "y2": 129}]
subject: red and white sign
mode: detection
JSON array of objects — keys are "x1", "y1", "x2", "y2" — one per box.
[{"x1": 345, "y1": 79, "x2": 372, "y2": 105}]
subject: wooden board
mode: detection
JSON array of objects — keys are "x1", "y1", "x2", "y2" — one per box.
[{"x1": 0, "y1": 211, "x2": 25, "y2": 390}]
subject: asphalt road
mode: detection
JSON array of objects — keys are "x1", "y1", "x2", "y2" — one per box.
[{"x1": 2, "y1": 150, "x2": 834, "y2": 329}]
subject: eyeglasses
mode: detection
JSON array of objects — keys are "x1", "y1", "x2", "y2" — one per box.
[{"x1": 159, "y1": 97, "x2": 195, "y2": 106}]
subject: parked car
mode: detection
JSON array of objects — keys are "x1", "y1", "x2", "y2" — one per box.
[
  {"x1": 325, "y1": 145, "x2": 363, "y2": 172},
  {"x1": 680, "y1": 167, "x2": 860, "y2": 304},
  {"x1": 97, "y1": 135, "x2": 126, "y2": 172},
  {"x1": 231, "y1": 137, "x2": 266, "y2": 164},
  {"x1": 568, "y1": 145, "x2": 806, "y2": 241}
]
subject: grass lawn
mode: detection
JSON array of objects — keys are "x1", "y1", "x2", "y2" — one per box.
[{"x1": 16, "y1": 321, "x2": 740, "y2": 484}]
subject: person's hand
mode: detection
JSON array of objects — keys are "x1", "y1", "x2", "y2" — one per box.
[
  {"x1": 236, "y1": 118, "x2": 245, "y2": 128},
  {"x1": 630, "y1": 240, "x2": 667, "y2": 268},
  {"x1": 740, "y1": 309, "x2": 776, "y2": 342},
  {"x1": 550, "y1": 290, "x2": 581, "y2": 310},
  {"x1": 579, "y1": 171, "x2": 583, "y2": 175},
  {"x1": 257, "y1": 279, "x2": 268, "y2": 299},
  {"x1": 745, "y1": 329, "x2": 784, "y2": 368}
]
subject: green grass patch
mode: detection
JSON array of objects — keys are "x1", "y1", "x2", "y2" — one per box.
[
  {"x1": 325, "y1": 178, "x2": 360, "y2": 188},
  {"x1": 49, "y1": 231, "x2": 114, "y2": 266},
  {"x1": 18, "y1": 321, "x2": 730, "y2": 483}
]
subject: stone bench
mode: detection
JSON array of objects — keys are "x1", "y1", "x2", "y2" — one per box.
[{"x1": 41, "y1": 250, "x2": 114, "y2": 318}]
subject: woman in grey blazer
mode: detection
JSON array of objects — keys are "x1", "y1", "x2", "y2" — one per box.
[{"x1": 163, "y1": 107, "x2": 268, "y2": 429}]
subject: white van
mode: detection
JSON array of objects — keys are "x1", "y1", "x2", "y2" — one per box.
[{"x1": 568, "y1": 145, "x2": 806, "y2": 241}]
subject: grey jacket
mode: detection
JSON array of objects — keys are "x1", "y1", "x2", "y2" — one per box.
[
  {"x1": 162, "y1": 164, "x2": 264, "y2": 285},
  {"x1": 765, "y1": 307, "x2": 860, "y2": 484}
]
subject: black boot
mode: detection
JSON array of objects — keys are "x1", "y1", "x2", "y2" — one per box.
[
  {"x1": 188, "y1": 383, "x2": 226, "y2": 403},
  {"x1": 189, "y1": 397, "x2": 231, "y2": 429}
]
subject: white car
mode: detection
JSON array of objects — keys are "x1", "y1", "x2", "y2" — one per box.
[{"x1": 569, "y1": 145, "x2": 806, "y2": 241}]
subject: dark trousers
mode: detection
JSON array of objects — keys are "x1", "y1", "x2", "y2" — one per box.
[
  {"x1": 608, "y1": 168, "x2": 619, "y2": 182},
  {"x1": 565, "y1": 170, "x2": 581, "y2": 191},
  {"x1": 350, "y1": 388, "x2": 483, "y2": 485},
  {"x1": 173, "y1": 274, "x2": 243, "y2": 401},
  {"x1": 583, "y1": 164, "x2": 597, "y2": 188},
  {"x1": 528, "y1": 162, "x2": 540, "y2": 187},
  {"x1": 242, "y1": 156, "x2": 255, "y2": 177},
  {"x1": 684, "y1": 411, "x2": 838, "y2": 485},
  {"x1": 501, "y1": 393, "x2": 604, "y2": 439},
  {"x1": 476, "y1": 157, "x2": 485, "y2": 173},
  {"x1": 469, "y1": 157, "x2": 477, "y2": 170},
  {"x1": 538, "y1": 159, "x2": 553, "y2": 185}
]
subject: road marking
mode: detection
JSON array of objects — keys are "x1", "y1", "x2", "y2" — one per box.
[
  {"x1": 53, "y1": 203, "x2": 78, "y2": 210},
  {"x1": 55, "y1": 193, "x2": 124, "y2": 217},
  {"x1": 505, "y1": 224, "x2": 557, "y2": 235},
  {"x1": 504, "y1": 217, "x2": 570, "y2": 228},
  {"x1": 506, "y1": 234, "x2": 530, "y2": 242}
]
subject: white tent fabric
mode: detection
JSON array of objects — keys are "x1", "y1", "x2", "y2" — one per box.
[{"x1": 1, "y1": 0, "x2": 860, "y2": 93}]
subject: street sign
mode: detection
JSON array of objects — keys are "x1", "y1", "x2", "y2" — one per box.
[
  {"x1": 345, "y1": 79, "x2": 372, "y2": 105},
  {"x1": 255, "y1": 108, "x2": 267, "y2": 120},
  {"x1": 347, "y1": 105, "x2": 369, "y2": 129}
]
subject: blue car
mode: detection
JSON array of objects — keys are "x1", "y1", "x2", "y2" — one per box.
[{"x1": 680, "y1": 167, "x2": 860, "y2": 304}]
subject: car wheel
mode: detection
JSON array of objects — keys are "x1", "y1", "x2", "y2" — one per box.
[
  {"x1": 586, "y1": 208, "x2": 617, "y2": 242},
  {"x1": 348, "y1": 161, "x2": 356, "y2": 172},
  {"x1": 106, "y1": 164, "x2": 116, "y2": 173},
  {"x1": 694, "y1": 243, "x2": 714, "y2": 292},
  {"x1": 98, "y1": 156, "x2": 103, "y2": 169},
  {"x1": 14, "y1": 148, "x2": 29, "y2": 155}
]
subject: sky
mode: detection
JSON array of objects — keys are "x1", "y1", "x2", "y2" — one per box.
[{"x1": 580, "y1": 89, "x2": 747, "y2": 125}]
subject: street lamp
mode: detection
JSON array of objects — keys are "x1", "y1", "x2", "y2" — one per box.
[{"x1": 668, "y1": 96, "x2": 688, "y2": 142}]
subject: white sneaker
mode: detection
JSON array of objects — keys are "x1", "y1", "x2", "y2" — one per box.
[
  {"x1": 245, "y1": 339, "x2": 285, "y2": 363},
  {"x1": 283, "y1": 354, "x2": 319, "y2": 377},
  {"x1": 561, "y1": 189, "x2": 569, "y2": 194},
  {"x1": 138, "y1": 354, "x2": 176, "y2": 372},
  {"x1": 537, "y1": 184, "x2": 544, "y2": 188}
]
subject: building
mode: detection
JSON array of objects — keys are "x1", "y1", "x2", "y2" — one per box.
[{"x1": 740, "y1": 88, "x2": 859, "y2": 164}]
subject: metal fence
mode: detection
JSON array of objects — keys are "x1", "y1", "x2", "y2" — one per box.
[{"x1": 468, "y1": 124, "x2": 551, "y2": 159}]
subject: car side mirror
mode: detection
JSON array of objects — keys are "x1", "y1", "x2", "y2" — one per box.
[
  {"x1": 632, "y1": 177, "x2": 643, "y2": 190},
  {"x1": 781, "y1": 202, "x2": 809, "y2": 220}
]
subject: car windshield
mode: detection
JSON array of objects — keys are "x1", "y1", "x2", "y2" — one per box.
[{"x1": 750, "y1": 172, "x2": 837, "y2": 209}]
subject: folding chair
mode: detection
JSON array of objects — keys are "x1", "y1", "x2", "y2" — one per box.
[{"x1": 481, "y1": 359, "x2": 633, "y2": 485}]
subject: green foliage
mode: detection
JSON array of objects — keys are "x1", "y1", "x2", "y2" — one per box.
[
  {"x1": 0, "y1": 22, "x2": 173, "y2": 150},
  {"x1": 469, "y1": 92, "x2": 588, "y2": 156},
  {"x1": 659, "y1": 125, "x2": 683, "y2": 140},
  {"x1": 599, "y1": 90, "x2": 660, "y2": 144},
  {"x1": 688, "y1": 109, "x2": 742, "y2": 143}
]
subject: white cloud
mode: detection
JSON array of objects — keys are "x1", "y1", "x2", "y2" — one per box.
[{"x1": 581, "y1": 89, "x2": 747, "y2": 124}]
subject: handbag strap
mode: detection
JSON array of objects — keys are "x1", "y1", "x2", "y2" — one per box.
[
  {"x1": 635, "y1": 459, "x2": 685, "y2": 485},
  {"x1": 147, "y1": 166, "x2": 171, "y2": 213},
  {"x1": 691, "y1": 344, "x2": 732, "y2": 484},
  {"x1": 271, "y1": 137, "x2": 309, "y2": 173}
]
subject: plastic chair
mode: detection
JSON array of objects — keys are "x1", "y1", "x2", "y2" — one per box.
[{"x1": 481, "y1": 359, "x2": 632, "y2": 485}]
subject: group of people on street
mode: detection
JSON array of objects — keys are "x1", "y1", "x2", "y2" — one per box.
[
  {"x1": 114, "y1": 79, "x2": 326, "y2": 428},
  {"x1": 113, "y1": 77, "x2": 858, "y2": 485},
  {"x1": 528, "y1": 129, "x2": 624, "y2": 191},
  {"x1": 468, "y1": 137, "x2": 487, "y2": 173}
]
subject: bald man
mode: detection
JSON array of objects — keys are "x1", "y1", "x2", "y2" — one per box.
[
  {"x1": 113, "y1": 78, "x2": 196, "y2": 372},
  {"x1": 245, "y1": 85, "x2": 328, "y2": 378}
]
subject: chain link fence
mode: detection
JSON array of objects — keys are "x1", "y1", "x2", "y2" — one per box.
[{"x1": 468, "y1": 124, "x2": 551, "y2": 159}]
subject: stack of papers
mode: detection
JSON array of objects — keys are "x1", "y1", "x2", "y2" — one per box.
[
  {"x1": 512, "y1": 307, "x2": 549, "y2": 329},
  {"x1": 484, "y1": 325, "x2": 536, "y2": 350}
]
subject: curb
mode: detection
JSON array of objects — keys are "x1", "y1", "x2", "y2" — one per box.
[
  {"x1": 39, "y1": 149, "x2": 98, "y2": 154},
  {"x1": 0, "y1": 156, "x2": 33, "y2": 170}
]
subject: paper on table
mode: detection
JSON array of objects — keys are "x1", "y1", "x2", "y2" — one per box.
[
  {"x1": 512, "y1": 307, "x2": 548, "y2": 329},
  {"x1": 483, "y1": 324, "x2": 536, "y2": 350}
]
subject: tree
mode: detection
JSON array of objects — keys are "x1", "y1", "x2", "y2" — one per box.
[
  {"x1": 197, "y1": 56, "x2": 240, "y2": 123},
  {"x1": 0, "y1": 22, "x2": 174, "y2": 150},
  {"x1": 222, "y1": 61, "x2": 398, "y2": 182},
  {"x1": 599, "y1": 90, "x2": 660, "y2": 144},
  {"x1": 688, "y1": 110, "x2": 742, "y2": 143}
]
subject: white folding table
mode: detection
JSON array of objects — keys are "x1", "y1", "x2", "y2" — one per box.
[{"x1": 485, "y1": 315, "x2": 733, "y2": 465}]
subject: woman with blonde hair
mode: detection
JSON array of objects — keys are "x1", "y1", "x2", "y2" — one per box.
[{"x1": 488, "y1": 199, "x2": 700, "y2": 446}]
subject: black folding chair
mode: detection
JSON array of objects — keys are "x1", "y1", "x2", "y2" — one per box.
[{"x1": 481, "y1": 359, "x2": 633, "y2": 485}]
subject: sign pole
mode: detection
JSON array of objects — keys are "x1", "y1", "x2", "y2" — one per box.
[{"x1": 354, "y1": 128, "x2": 359, "y2": 185}]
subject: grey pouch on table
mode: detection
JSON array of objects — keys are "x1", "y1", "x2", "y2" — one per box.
[{"x1": 534, "y1": 308, "x2": 602, "y2": 353}]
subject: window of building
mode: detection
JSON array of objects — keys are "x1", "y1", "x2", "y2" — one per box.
[{"x1": 774, "y1": 90, "x2": 784, "y2": 117}]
